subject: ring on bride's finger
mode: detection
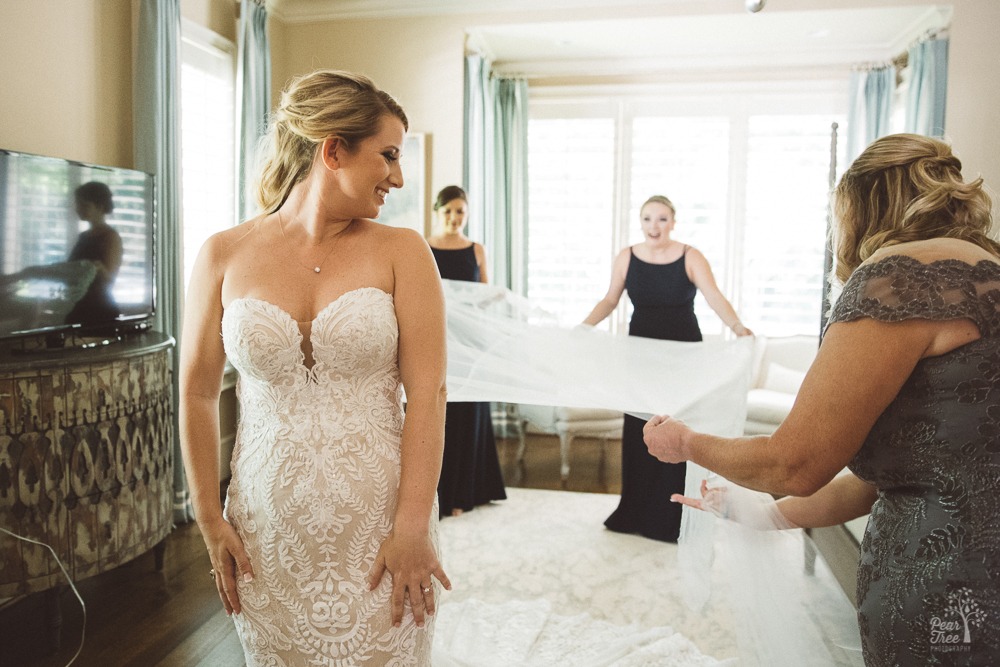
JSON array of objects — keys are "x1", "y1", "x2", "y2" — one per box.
[
  {"x1": 421, "y1": 586, "x2": 431, "y2": 594},
  {"x1": 209, "y1": 569, "x2": 216, "y2": 579}
]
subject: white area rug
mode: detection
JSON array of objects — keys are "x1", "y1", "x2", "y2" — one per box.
[{"x1": 433, "y1": 487, "x2": 861, "y2": 666}]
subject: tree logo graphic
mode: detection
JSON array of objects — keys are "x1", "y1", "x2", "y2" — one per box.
[{"x1": 930, "y1": 587, "x2": 984, "y2": 651}]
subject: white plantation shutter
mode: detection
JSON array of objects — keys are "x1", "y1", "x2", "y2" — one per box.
[
  {"x1": 526, "y1": 118, "x2": 616, "y2": 327},
  {"x1": 742, "y1": 115, "x2": 846, "y2": 336}
]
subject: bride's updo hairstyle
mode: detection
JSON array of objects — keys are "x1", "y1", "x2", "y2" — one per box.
[
  {"x1": 254, "y1": 69, "x2": 408, "y2": 214},
  {"x1": 833, "y1": 133, "x2": 997, "y2": 283}
]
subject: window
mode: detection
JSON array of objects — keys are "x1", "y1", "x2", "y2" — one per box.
[
  {"x1": 742, "y1": 115, "x2": 846, "y2": 335},
  {"x1": 180, "y1": 21, "x2": 236, "y2": 295},
  {"x1": 526, "y1": 118, "x2": 616, "y2": 327},
  {"x1": 527, "y1": 86, "x2": 846, "y2": 338}
]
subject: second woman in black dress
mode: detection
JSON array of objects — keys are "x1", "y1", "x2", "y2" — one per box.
[
  {"x1": 427, "y1": 185, "x2": 507, "y2": 517},
  {"x1": 583, "y1": 195, "x2": 752, "y2": 542}
]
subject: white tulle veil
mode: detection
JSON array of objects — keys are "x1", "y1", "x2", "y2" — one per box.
[{"x1": 440, "y1": 279, "x2": 863, "y2": 666}]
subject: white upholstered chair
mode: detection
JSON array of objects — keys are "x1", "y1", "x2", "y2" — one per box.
[{"x1": 554, "y1": 407, "x2": 624, "y2": 480}]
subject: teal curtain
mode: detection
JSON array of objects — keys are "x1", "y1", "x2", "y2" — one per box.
[
  {"x1": 134, "y1": 0, "x2": 190, "y2": 523},
  {"x1": 905, "y1": 38, "x2": 948, "y2": 138},
  {"x1": 846, "y1": 65, "x2": 894, "y2": 163},
  {"x1": 491, "y1": 77, "x2": 528, "y2": 292},
  {"x1": 464, "y1": 57, "x2": 529, "y2": 431},
  {"x1": 464, "y1": 55, "x2": 492, "y2": 246},
  {"x1": 237, "y1": 0, "x2": 271, "y2": 222},
  {"x1": 463, "y1": 55, "x2": 528, "y2": 291}
]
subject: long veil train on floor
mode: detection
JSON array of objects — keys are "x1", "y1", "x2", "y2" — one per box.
[{"x1": 433, "y1": 280, "x2": 863, "y2": 666}]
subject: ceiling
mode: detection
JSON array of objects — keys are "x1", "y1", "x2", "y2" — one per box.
[{"x1": 267, "y1": 1, "x2": 952, "y2": 78}]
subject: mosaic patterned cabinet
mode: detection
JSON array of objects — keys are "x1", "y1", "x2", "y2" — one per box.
[{"x1": 0, "y1": 333, "x2": 175, "y2": 597}]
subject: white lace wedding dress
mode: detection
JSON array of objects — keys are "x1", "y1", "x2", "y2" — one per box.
[{"x1": 221, "y1": 288, "x2": 436, "y2": 666}]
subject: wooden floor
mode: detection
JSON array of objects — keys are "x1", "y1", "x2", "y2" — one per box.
[{"x1": 0, "y1": 433, "x2": 621, "y2": 667}]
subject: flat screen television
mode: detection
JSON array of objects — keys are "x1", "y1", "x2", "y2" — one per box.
[{"x1": 0, "y1": 149, "x2": 155, "y2": 346}]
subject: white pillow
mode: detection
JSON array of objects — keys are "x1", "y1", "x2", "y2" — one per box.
[
  {"x1": 746, "y1": 388, "x2": 796, "y2": 423},
  {"x1": 762, "y1": 363, "x2": 806, "y2": 395}
]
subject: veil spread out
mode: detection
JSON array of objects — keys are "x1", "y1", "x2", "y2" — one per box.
[
  {"x1": 439, "y1": 280, "x2": 864, "y2": 666},
  {"x1": 443, "y1": 279, "x2": 751, "y2": 430}
]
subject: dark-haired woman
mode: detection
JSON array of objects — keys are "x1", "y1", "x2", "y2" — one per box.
[
  {"x1": 426, "y1": 185, "x2": 507, "y2": 518},
  {"x1": 65, "y1": 181, "x2": 122, "y2": 326}
]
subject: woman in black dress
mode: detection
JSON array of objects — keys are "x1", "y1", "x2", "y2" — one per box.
[
  {"x1": 427, "y1": 185, "x2": 507, "y2": 517},
  {"x1": 66, "y1": 181, "x2": 123, "y2": 326},
  {"x1": 583, "y1": 195, "x2": 752, "y2": 542}
]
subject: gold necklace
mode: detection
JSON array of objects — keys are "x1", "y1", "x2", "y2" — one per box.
[{"x1": 277, "y1": 209, "x2": 349, "y2": 274}]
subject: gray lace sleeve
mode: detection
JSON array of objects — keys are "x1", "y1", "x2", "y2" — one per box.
[{"x1": 828, "y1": 255, "x2": 1000, "y2": 337}]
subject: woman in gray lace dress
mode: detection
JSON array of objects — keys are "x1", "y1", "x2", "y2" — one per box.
[{"x1": 645, "y1": 133, "x2": 1000, "y2": 666}]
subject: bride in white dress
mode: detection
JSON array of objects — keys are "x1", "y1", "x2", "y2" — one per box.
[{"x1": 179, "y1": 69, "x2": 450, "y2": 666}]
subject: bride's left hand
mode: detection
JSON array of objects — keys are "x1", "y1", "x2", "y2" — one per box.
[{"x1": 368, "y1": 528, "x2": 452, "y2": 628}]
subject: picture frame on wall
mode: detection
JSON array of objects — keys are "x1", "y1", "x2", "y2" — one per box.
[{"x1": 377, "y1": 132, "x2": 427, "y2": 234}]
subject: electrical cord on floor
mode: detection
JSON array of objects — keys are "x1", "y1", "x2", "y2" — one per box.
[{"x1": 0, "y1": 526, "x2": 86, "y2": 666}]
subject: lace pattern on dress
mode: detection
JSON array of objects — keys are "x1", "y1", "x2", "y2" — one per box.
[
  {"x1": 826, "y1": 255, "x2": 1000, "y2": 665},
  {"x1": 829, "y1": 255, "x2": 1000, "y2": 336},
  {"x1": 219, "y1": 288, "x2": 437, "y2": 666}
]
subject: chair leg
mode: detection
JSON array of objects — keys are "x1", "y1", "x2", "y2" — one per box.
[
  {"x1": 559, "y1": 433, "x2": 573, "y2": 480},
  {"x1": 803, "y1": 528, "x2": 817, "y2": 575},
  {"x1": 597, "y1": 437, "x2": 608, "y2": 486},
  {"x1": 515, "y1": 419, "x2": 527, "y2": 463}
]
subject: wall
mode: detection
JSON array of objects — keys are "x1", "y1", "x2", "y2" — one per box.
[
  {"x1": 272, "y1": 15, "x2": 466, "y2": 234},
  {"x1": 181, "y1": 0, "x2": 238, "y2": 41},
  {"x1": 271, "y1": 0, "x2": 1000, "y2": 225},
  {"x1": 942, "y1": 0, "x2": 1000, "y2": 224},
  {"x1": 0, "y1": 0, "x2": 240, "y2": 477},
  {"x1": 0, "y1": 1, "x2": 134, "y2": 167},
  {"x1": 1, "y1": 2, "x2": 994, "y2": 226},
  {"x1": 0, "y1": 0, "x2": 236, "y2": 169}
]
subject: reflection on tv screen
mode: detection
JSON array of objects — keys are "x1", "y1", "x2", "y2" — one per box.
[{"x1": 0, "y1": 150, "x2": 155, "y2": 340}]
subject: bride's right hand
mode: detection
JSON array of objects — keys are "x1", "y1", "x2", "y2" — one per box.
[{"x1": 202, "y1": 516, "x2": 255, "y2": 615}]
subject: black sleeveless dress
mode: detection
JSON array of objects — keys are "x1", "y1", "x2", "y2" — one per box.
[
  {"x1": 604, "y1": 246, "x2": 701, "y2": 542},
  {"x1": 65, "y1": 226, "x2": 121, "y2": 326},
  {"x1": 431, "y1": 244, "x2": 507, "y2": 517}
]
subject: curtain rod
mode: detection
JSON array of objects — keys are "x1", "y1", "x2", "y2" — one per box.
[
  {"x1": 892, "y1": 24, "x2": 950, "y2": 70},
  {"x1": 852, "y1": 23, "x2": 950, "y2": 73}
]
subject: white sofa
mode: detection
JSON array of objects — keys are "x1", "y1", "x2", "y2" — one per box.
[{"x1": 744, "y1": 335, "x2": 818, "y2": 435}]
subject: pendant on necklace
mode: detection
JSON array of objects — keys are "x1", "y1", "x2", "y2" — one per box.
[{"x1": 314, "y1": 267, "x2": 321, "y2": 273}]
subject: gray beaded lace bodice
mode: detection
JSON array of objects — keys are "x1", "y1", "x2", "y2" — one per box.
[{"x1": 829, "y1": 255, "x2": 1000, "y2": 666}]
